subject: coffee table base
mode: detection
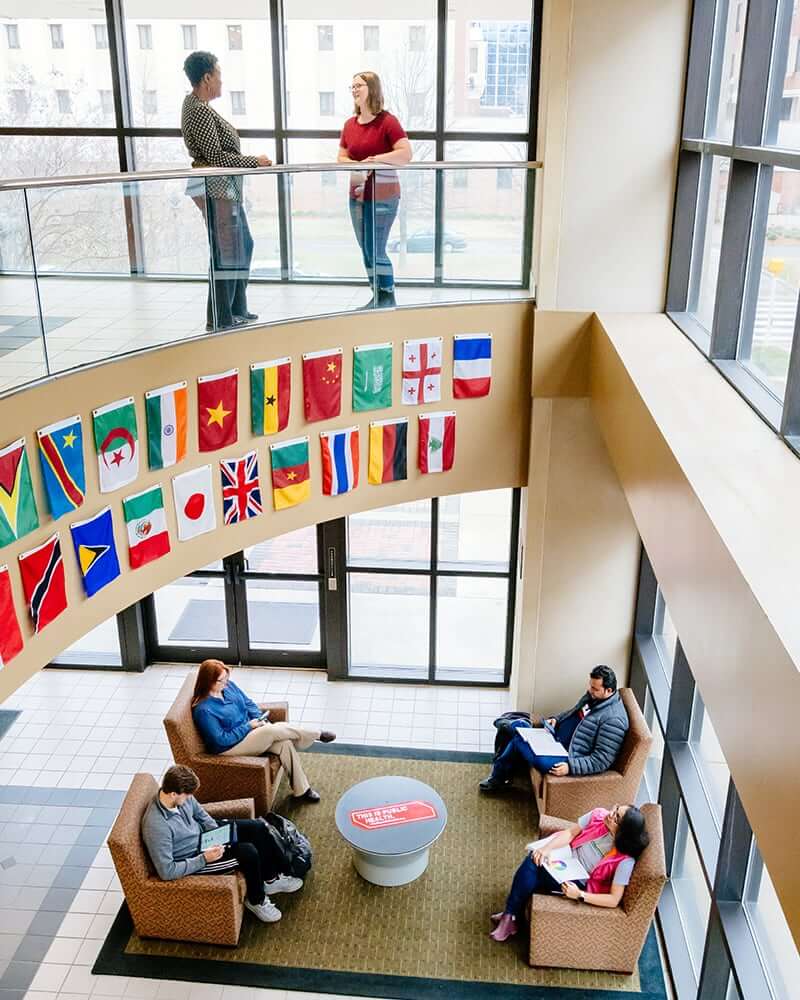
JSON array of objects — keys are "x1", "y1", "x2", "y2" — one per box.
[{"x1": 351, "y1": 845, "x2": 431, "y2": 886}]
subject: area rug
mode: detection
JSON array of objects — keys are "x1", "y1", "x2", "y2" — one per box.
[
  {"x1": 93, "y1": 745, "x2": 667, "y2": 999},
  {"x1": 168, "y1": 598, "x2": 318, "y2": 644}
]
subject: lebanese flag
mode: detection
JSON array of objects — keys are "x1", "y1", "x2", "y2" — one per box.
[
  {"x1": 302, "y1": 348, "x2": 343, "y2": 422},
  {"x1": 418, "y1": 412, "x2": 455, "y2": 474},
  {"x1": 198, "y1": 369, "x2": 238, "y2": 452},
  {"x1": 453, "y1": 333, "x2": 492, "y2": 398},
  {"x1": 0, "y1": 565, "x2": 23, "y2": 665},
  {"x1": 172, "y1": 465, "x2": 217, "y2": 541}
]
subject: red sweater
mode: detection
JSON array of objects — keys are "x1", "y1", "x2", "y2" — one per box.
[{"x1": 340, "y1": 111, "x2": 407, "y2": 201}]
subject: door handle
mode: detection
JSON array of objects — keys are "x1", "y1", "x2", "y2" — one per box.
[{"x1": 327, "y1": 547, "x2": 337, "y2": 591}]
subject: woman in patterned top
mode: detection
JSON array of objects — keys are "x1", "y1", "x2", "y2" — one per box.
[{"x1": 181, "y1": 51, "x2": 271, "y2": 331}]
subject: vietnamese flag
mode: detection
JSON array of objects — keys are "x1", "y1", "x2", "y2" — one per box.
[
  {"x1": 198, "y1": 369, "x2": 238, "y2": 452},
  {"x1": 303, "y1": 348, "x2": 342, "y2": 422}
]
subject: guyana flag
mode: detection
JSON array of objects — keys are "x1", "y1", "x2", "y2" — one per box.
[{"x1": 269, "y1": 436, "x2": 310, "y2": 510}]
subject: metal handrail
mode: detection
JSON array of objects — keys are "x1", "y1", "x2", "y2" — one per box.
[{"x1": 0, "y1": 160, "x2": 542, "y2": 193}]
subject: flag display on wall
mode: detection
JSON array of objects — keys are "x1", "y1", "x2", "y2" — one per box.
[
  {"x1": 303, "y1": 347, "x2": 343, "y2": 421},
  {"x1": 270, "y1": 437, "x2": 311, "y2": 510},
  {"x1": 198, "y1": 369, "x2": 238, "y2": 452},
  {"x1": 93, "y1": 397, "x2": 139, "y2": 493},
  {"x1": 251, "y1": 358, "x2": 290, "y2": 435},
  {"x1": 221, "y1": 450, "x2": 263, "y2": 524},
  {"x1": 419, "y1": 411, "x2": 455, "y2": 474},
  {"x1": 320, "y1": 427, "x2": 359, "y2": 496},
  {"x1": 0, "y1": 438, "x2": 39, "y2": 548},
  {"x1": 145, "y1": 381, "x2": 188, "y2": 470},
  {"x1": 37, "y1": 416, "x2": 85, "y2": 519},
  {"x1": 122, "y1": 485, "x2": 170, "y2": 569},
  {"x1": 402, "y1": 338, "x2": 442, "y2": 404},
  {"x1": 172, "y1": 465, "x2": 216, "y2": 540},
  {"x1": 69, "y1": 506, "x2": 121, "y2": 598},
  {"x1": 18, "y1": 532, "x2": 67, "y2": 633},
  {"x1": 453, "y1": 333, "x2": 492, "y2": 398},
  {"x1": 368, "y1": 417, "x2": 408, "y2": 485},
  {"x1": 352, "y1": 342, "x2": 392, "y2": 412},
  {"x1": 0, "y1": 565, "x2": 23, "y2": 666}
]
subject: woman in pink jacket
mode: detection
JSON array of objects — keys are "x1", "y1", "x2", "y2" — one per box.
[{"x1": 489, "y1": 804, "x2": 650, "y2": 942}]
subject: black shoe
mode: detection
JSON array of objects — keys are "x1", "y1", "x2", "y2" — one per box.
[
  {"x1": 479, "y1": 776, "x2": 509, "y2": 793},
  {"x1": 296, "y1": 788, "x2": 321, "y2": 803},
  {"x1": 234, "y1": 312, "x2": 259, "y2": 322},
  {"x1": 319, "y1": 731, "x2": 336, "y2": 743},
  {"x1": 378, "y1": 289, "x2": 396, "y2": 308}
]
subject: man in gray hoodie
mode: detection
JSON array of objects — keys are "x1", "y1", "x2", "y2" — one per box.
[{"x1": 141, "y1": 764, "x2": 302, "y2": 923}]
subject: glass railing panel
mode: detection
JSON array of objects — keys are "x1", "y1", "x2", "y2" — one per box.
[
  {"x1": 0, "y1": 189, "x2": 49, "y2": 391},
  {"x1": 389, "y1": 147, "x2": 436, "y2": 289}
]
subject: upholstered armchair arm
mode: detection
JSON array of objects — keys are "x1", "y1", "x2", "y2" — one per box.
[
  {"x1": 197, "y1": 753, "x2": 271, "y2": 772},
  {"x1": 142, "y1": 874, "x2": 240, "y2": 898},
  {"x1": 537, "y1": 814, "x2": 573, "y2": 838},
  {"x1": 263, "y1": 700, "x2": 288, "y2": 722},
  {"x1": 205, "y1": 798, "x2": 255, "y2": 820},
  {"x1": 531, "y1": 892, "x2": 629, "y2": 924},
  {"x1": 546, "y1": 769, "x2": 622, "y2": 793}
]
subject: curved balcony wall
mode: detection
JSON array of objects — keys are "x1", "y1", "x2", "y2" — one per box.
[{"x1": 0, "y1": 300, "x2": 532, "y2": 696}]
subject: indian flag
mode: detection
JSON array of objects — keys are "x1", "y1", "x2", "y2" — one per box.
[
  {"x1": 145, "y1": 382, "x2": 187, "y2": 470},
  {"x1": 251, "y1": 358, "x2": 291, "y2": 435},
  {"x1": 270, "y1": 436, "x2": 311, "y2": 510},
  {"x1": 122, "y1": 484, "x2": 170, "y2": 569}
]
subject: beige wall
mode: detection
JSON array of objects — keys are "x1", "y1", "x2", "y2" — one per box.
[
  {"x1": 0, "y1": 302, "x2": 532, "y2": 701},
  {"x1": 535, "y1": 0, "x2": 690, "y2": 310}
]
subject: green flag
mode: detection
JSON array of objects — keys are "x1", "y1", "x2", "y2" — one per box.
[
  {"x1": 353, "y1": 342, "x2": 392, "y2": 412},
  {"x1": 93, "y1": 396, "x2": 139, "y2": 493},
  {"x1": 0, "y1": 438, "x2": 39, "y2": 548}
]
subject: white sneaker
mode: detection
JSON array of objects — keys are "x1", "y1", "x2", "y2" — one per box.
[
  {"x1": 245, "y1": 897, "x2": 282, "y2": 922},
  {"x1": 264, "y1": 873, "x2": 303, "y2": 894}
]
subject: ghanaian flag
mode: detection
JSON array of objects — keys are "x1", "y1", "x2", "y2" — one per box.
[{"x1": 270, "y1": 436, "x2": 311, "y2": 510}]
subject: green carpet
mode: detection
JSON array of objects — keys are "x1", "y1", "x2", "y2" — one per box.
[{"x1": 95, "y1": 745, "x2": 666, "y2": 998}]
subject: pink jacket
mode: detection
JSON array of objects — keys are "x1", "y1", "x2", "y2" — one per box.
[{"x1": 570, "y1": 808, "x2": 632, "y2": 895}]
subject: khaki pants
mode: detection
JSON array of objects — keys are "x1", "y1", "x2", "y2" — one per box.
[{"x1": 222, "y1": 722, "x2": 320, "y2": 796}]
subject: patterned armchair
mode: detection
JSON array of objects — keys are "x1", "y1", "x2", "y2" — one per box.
[
  {"x1": 528, "y1": 804, "x2": 666, "y2": 973},
  {"x1": 163, "y1": 671, "x2": 288, "y2": 816},
  {"x1": 108, "y1": 773, "x2": 255, "y2": 945}
]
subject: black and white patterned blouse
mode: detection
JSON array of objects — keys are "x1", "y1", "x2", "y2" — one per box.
[{"x1": 181, "y1": 92, "x2": 259, "y2": 201}]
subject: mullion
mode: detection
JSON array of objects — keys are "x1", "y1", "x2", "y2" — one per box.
[{"x1": 428, "y1": 496, "x2": 439, "y2": 682}]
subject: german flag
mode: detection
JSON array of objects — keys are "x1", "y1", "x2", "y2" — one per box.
[{"x1": 368, "y1": 418, "x2": 407, "y2": 485}]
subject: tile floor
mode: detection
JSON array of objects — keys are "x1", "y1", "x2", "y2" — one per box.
[
  {"x1": 0, "y1": 276, "x2": 530, "y2": 394},
  {"x1": 0, "y1": 664, "x2": 510, "y2": 1000}
]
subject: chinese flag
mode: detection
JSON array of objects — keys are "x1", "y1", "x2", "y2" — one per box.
[
  {"x1": 198, "y1": 369, "x2": 238, "y2": 452},
  {"x1": 303, "y1": 348, "x2": 342, "y2": 422}
]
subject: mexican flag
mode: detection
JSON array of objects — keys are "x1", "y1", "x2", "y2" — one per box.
[
  {"x1": 93, "y1": 397, "x2": 139, "y2": 493},
  {"x1": 122, "y1": 484, "x2": 170, "y2": 569}
]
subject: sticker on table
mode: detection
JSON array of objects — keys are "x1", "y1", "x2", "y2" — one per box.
[{"x1": 349, "y1": 800, "x2": 438, "y2": 831}]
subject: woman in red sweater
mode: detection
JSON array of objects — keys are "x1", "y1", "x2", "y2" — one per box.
[{"x1": 338, "y1": 71, "x2": 412, "y2": 308}]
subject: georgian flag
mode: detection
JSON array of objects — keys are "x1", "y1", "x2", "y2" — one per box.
[{"x1": 453, "y1": 333, "x2": 492, "y2": 398}]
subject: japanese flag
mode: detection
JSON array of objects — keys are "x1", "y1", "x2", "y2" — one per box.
[{"x1": 172, "y1": 465, "x2": 217, "y2": 541}]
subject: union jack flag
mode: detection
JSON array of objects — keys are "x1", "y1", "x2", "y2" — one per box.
[{"x1": 220, "y1": 450, "x2": 263, "y2": 525}]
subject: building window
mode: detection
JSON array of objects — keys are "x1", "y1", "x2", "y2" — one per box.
[
  {"x1": 780, "y1": 96, "x2": 795, "y2": 121},
  {"x1": 480, "y1": 22, "x2": 531, "y2": 115},
  {"x1": 230, "y1": 91, "x2": 246, "y2": 116},
  {"x1": 409, "y1": 25, "x2": 425, "y2": 52},
  {"x1": 182, "y1": 24, "x2": 197, "y2": 50},
  {"x1": 143, "y1": 90, "x2": 158, "y2": 115},
  {"x1": 468, "y1": 46, "x2": 479, "y2": 74},
  {"x1": 318, "y1": 25, "x2": 333, "y2": 51},
  {"x1": 496, "y1": 168, "x2": 512, "y2": 190},
  {"x1": 671, "y1": 802, "x2": 712, "y2": 977},
  {"x1": 49, "y1": 24, "x2": 64, "y2": 50},
  {"x1": 688, "y1": 690, "x2": 730, "y2": 827},
  {"x1": 5, "y1": 24, "x2": 20, "y2": 49},
  {"x1": 408, "y1": 92, "x2": 426, "y2": 119},
  {"x1": 99, "y1": 90, "x2": 114, "y2": 116},
  {"x1": 452, "y1": 169, "x2": 468, "y2": 189},
  {"x1": 94, "y1": 23, "x2": 109, "y2": 49},
  {"x1": 744, "y1": 842, "x2": 800, "y2": 998},
  {"x1": 319, "y1": 91, "x2": 335, "y2": 116},
  {"x1": 363, "y1": 25, "x2": 379, "y2": 51},
  {"x1": 227, "y1": 24, "x2": 243, "y2": 50},
  {"x1": 138, "y1": 24, "x2": 152, "y2": 50},
  {"x1": 56, "y1": 90, "x2": 72, "y2": 115},
  {"x1": 10, "y1": 89, "x2": 27, "y2": 117}
]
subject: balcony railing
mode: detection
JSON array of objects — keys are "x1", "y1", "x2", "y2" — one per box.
[{"x1": 0, "y1": 160, "x2": 539, "y2": 396}]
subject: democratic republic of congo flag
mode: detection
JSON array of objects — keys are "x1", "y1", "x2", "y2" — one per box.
[
  {"x1": 37, "y1": 416, "x2": 85, "y2": 519},
  {"x1": 368, "y1": 418, "x2": 407, "y2": 485},
  {"x1": 270, "y1": 436, "x2": 310, "y2": 510}
]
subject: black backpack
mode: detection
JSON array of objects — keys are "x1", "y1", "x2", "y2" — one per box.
[
  {"x1": 261, "y1": 812, "x2": 313, "y2": 877},
  {"x1": 492, "y1": 711, "x2": 532, "y2": 760}
]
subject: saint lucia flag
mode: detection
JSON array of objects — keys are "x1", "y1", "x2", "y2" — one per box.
[
  {"x1": 320, "y1": 427, "x2": 359, "y2": 496},
  {"x1": 69, "y1": 506, "x2": 121, "y2": 597}
]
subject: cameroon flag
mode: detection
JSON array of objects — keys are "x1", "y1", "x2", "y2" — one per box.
[
  {"x1": 250, "y1": 358, "x2": 291, "y2": 435},
  {"x1": 270, "y1": 436, "x2": 311, "y2": 510}
]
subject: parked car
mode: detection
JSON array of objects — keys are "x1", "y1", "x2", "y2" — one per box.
[
  {"x1": 250, "y1": 259, "x2": 310, "y2": 279},
  {"x1": 388, "y1": 230, "x2": 467, "y2": 253}
]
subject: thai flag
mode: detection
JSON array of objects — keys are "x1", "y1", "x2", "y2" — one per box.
[
  {"x1": 453, "y1": 334, "x2": 492, "y2": 398},
  {"x1": 320, "y1": 427, "x2": 360, "y2": 496}
]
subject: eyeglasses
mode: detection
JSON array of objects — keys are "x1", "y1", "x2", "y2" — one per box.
[{"x1": 350, "y1": 84, "x2": 367, "y2": 91}]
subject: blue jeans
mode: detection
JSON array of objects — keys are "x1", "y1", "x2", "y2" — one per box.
[
  {"x1": 505, "y1": 855, "x2": 563, "y2": 917},
  {"x1": 349, "y1": 197, "x2": 399, "y2": 293},
  {"x1": 491, "y1": 718, "x2": 568, "y2": 781}
]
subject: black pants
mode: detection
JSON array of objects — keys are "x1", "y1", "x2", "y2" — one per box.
[
  {"x1": 205, "y1": 198, "x2": 254, "y2": 328},
  {"x1": 204, "y1": 819, "x2": 283, "y2": 905}
]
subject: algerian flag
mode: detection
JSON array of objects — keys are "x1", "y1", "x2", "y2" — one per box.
[
  {"x1": 353, "y1": 342, "x2": 392, "y2": 411},
  {"x1": 93, "y1": 397, "x2": 139, "y2": 493}
]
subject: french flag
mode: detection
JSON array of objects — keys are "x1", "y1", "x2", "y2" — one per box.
[
  {"x1": 453, "y1": 334, "x2": 492, "y2": 398},
  {"x1": 320, "y1": 427, "x2": 359, "y2": 496}
]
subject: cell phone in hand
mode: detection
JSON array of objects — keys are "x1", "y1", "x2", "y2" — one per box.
[{"x1": 258, "y1": 709, "x2": 271, "y2": 722}]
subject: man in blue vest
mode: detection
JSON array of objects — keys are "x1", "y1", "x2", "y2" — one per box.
[{"x1": 479, "y1": 665, "x2": 629, "y2": 792}]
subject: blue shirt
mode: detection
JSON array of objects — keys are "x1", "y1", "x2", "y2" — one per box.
[{"x1": 192, "y1": 680, "x2": 261, "y2": 754}]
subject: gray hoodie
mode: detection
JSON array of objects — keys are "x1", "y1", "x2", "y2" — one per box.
[{"x1": 141, "y1": 794, "x2": 217, "y2": 881}]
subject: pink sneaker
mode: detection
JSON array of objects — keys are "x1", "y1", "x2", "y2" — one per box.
[
  {"x1": 489, "y1": 913, "x2": 517, "y2": 941},
  {"x1": 490, "y1": 912, "x2": 504, "y2": 925}
]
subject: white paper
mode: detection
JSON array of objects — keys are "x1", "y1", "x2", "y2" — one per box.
[
  {"x1": 515, "y1": 726, "x2": 568, "y2": 757},
  {"x1": 523, "y1": 834, "x2": 590, "y2": 884}
]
